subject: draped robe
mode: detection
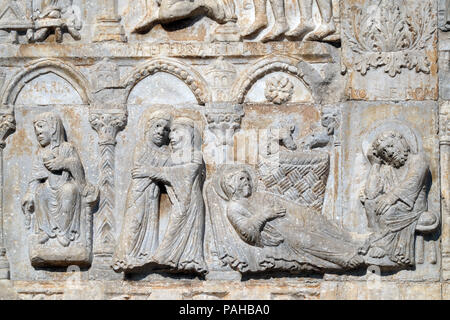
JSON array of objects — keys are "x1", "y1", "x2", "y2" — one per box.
[
  {"x1": 146, "y1": 152, "x2": 207, "y2": 274},
  {"x1": 113, "y1": 143, "x2": 171, "y2": 271},
  {"x1": 364, "y1": 153, "x2": 430, "y2": 265},
  {"x1": 28, "y1": 142, "x2": 86, "y2": 245},
  {"x1": 226, "y1": 193, "x2": 361, "y2": 271}
]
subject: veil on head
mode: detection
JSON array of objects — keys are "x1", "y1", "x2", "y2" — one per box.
[{"x1": 34, "y1": 111, "x2": 66, "y2": 148}]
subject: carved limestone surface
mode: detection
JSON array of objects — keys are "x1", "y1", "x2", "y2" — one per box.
[
  {"x1": 264, "y1": 76, "x2": 294, "y2": 105},
  {"x1": 22, "y1": 112, "x2": 98, "y2": 267},
  {"x1": 206, "y1": 165, "x2": 364, "y2": 274},
  {"x1": 115, "y1": 113, "x2": 207, "y2": 275},
  {"x1": 342, "y1": 0, "x2": 438, "y2": 101},
  {"x1": 0, "y1": 0, "x2": 447, "y2": 301},
  {"x1": 359, "y1": 127, "x2": 438, "y2": 267},
  {"x1": 133, "y1": 0, "x2": 236, "y2": 34}
]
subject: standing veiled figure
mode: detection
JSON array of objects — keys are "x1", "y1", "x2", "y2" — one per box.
[
  {"x1": 113, "y1": 110, "x2": 172, "y2": 272},
  {"x1": 132, "y1": 117, "x2": 207, "y2": 275},
  {"x1": 22, "y1": 112, "x2": 98, "y2": 267}
]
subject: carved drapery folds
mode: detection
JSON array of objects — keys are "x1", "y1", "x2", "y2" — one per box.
[
  {"x1": 89, "y1": 109, "x2": 127, "y2": 277},
  {"x1": 22, "y1": 112, "x2": 98, "y2": 267},
  {"x1": 441, "y1": 104, "x2": 450, "y2": 279},
  {"x1": 0, "y1": 110, "x2": 15, "y2": 279},
  {"x1": 359, "y1": 124, "x2": 439, "y2": 267}
]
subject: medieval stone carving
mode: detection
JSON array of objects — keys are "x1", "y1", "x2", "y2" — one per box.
[
  {"x1": 205, "y1": 103, "x2": 244, "y2": 147},
  {"x1": 93, "y1": 0, "x2": 127, "y2": 42},
  {"x1": 359, "y1": 127, "x2": 438, "y2": 267},
  {"x1": 133, "y1": 0, "x2": 237, "y2": 34},
  {"x1": 114, "y1": 115, "x2": 207, "y2": 275},
  {"x1": 206, "y1": 165, "x2": 364, "y2": 274},
  {"x1": 89, "y1": 109, "x2": 127, "y2": 277},
  {"x1": 303, "y1": 108, "x2": 339, "y2": 150},
  {"x1": 113, "y1": 109, "x2": 172, "y2": 272},
  {"x1": 286, "y1": 0, "x2": 335, "y2": 40},
  {"x1": 243, "y1": 0, "x2": 335, "y2": 42},
  {"x1": 343, "y1": 0, "x2": 436, "y2": 77},
  {"x1": 22, "y1": 112, "x2": 98, "y2": 267},
  {"x1": 264, "y1": 76, "x2": 294, "y2": 105},
  {"x1": 0, "y1": 0, "x2": 33, "y2": 43},
  {"x1": 439, "y1": 0, "x2": 450, "y2": 31},
  {"x1": 257, "y1": 124, "x2": 330, "y2": 211},
  {"x1": 0, "y1": 110, "x2": 15, "y2": 279},
  {"x1": 27, "y1": 0, "x2": 83, "y2": 43}
]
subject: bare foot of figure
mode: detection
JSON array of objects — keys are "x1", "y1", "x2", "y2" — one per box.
[
  {"x1": 38, "y1": 232, "x2": 50, "y2": 244},
  {"x1": 133, "y1": 14, "x2": 160, "y2": 34},
  {"x1": 261, "y1": 22, "x2": 289, "y2": 42},
  {"x1": 242, "y1": 17, "x2": 268, "y2": 38},
  {"x1": 347, "y1": 254, "x2": 365, "y2": 268},
  {"x1": 304, "y1": 22, "x2": 336, "y2": 41},
  {"x1": 368, "y1": 247, "x2": 386, "y2": 259},
  {"x1": 205, "y1": 1, "x2": 228, "y2": 24},
  {"x1": 285, "y1": 22, "x2": 315, "y2": 40}
]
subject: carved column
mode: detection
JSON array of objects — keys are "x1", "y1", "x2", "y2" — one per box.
[
  {"x1": 440, "y1": 103, "x2": 450, "y2": 280},
  {"x1": 0, "y1": 110, "x2": 15, "y2": 279},
  {"x1": 93, "y1": 0, "x2": 127, "y2": 42},
  {"x1": 89, "y1": 109, "x2": 127, "y2": 279},
  {"x1": 205, "y1": 103, "x2": 244, "y2": 164}
]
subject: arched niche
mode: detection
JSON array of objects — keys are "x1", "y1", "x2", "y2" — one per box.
[
  {"x1": 2, "y1": 58, "x2": 92, "y2": 107},
  {"x1": 128, "y1": 72, "x2": 198, "y2": 105},
  {"x1": 15, "y1": 72, "x2": 84, "y2": 105},
  {"x1": 231, "y1": 56, "x2": 323, "y2": 104},
  {"x1": 123, "y1": 58, "x2": 211, "y2": 105}
]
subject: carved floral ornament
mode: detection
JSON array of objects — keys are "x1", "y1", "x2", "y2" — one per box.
[{"x1": 343, "y1": 0, "x2": 436, "y2": 77}]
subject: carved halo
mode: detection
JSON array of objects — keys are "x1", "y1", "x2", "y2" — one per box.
[{"x1": 361, "y1": 120, "x2": 421, "y2": 162}]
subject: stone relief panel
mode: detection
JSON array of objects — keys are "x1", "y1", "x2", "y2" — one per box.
[
  {"x1": 341, "y1": 0, "x2": 438, "y2": 101},
  {"x1": 0, "y1": 0, "x2": 445, "y2": 300},
  {"x1": 123, "y1": 0, "x2": 341, "y2": 43},
  {"x1": 340, "y1": 102, "x2": 440, "y2": 280},
  {"x1": 0, "y1": 0, "x2": 83, "y2": 43},
  {"x1": 22, "y1": 112, "x2": 98, "y2": 267}
]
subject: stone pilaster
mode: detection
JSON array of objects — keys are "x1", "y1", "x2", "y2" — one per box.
[
  {"x1": 89, "y1": 108, "x2": 127, "y2": 279},
  {"x1": 93, "y1": 0, "x2": 127, "y2": 42},
  {"x1": 0, "y1": 109, "x2": 15, "y2": 280},
  {"x1": 440, "y1": 102, "x2": 450, "y2": 280}
]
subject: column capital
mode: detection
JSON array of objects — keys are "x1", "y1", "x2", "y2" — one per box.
[{"x1": 89, "y1": 110, "x2": 127, "y2": 146}]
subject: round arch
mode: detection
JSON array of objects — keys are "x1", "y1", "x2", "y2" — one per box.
[
  {"x1": 230, "y1": 55, "x2": 323, "y2": 104},
  {"x1": 122, "y1": 57, "x2": 212, "y2": 105},
  {"x1": 1, "y1": 58, "x2": 92, "y2": 107}
]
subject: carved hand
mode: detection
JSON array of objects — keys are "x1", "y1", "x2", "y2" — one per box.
[
  {"x1": 375, "y1": 194, "x2": 397, "y2": 215},
  {"x1": 22, "y1": 194, "x2": 35, "y2": 215},
  {"x1": 367, "y1": 149, "x2": 381, "y2": 165},
  {"x1": 359, "y1": 189, "x2": 366, "y2": 204},
  {"x1": 131, "y1": 167, "x2": 150, "y2": 179},
  {"x1": 265, "y1": 207, "x2": 286, "y2": 221},
  {"x1": 44, "y1": 157, "x2": 66, "y2": 172}
]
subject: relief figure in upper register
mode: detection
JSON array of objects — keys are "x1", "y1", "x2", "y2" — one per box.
[
  {"x1": 128, "y1": 117, "x2": 207, "y2": 275},
  {"x1": 113, "y1": 110, "x2": 172, "y2": 272},
  {"x1": 27, "y1": 0, "x2": 82, "y2": 42},
  {"x1": 359, "y1": 129, "x2": 438, "y2": 266},
  {"x1": 133, "y1": 0, "x2": 237, "y2": 34},
  {"x1": 243, "y1": 0, "x2": 335, "y2": 42},
  {"x1": 21, "y1": 112, "x2": 97, "y2": 261},
  {"x1": 207, "y1": 165, "x2": 364, "y2": 273}
]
